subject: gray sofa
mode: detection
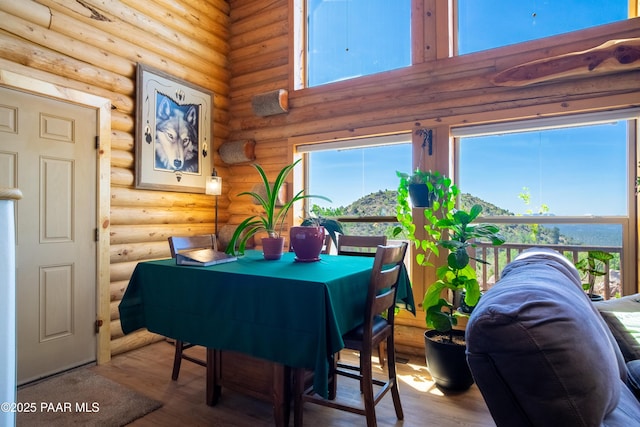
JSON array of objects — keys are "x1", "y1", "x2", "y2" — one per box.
[{"x1": 466, "y1": 248, "x2": 640, "y2": 426}]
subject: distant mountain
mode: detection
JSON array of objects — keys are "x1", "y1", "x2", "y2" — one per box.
[{"x1": 331, "y1": 191, "x2": 600, "y2": 246}]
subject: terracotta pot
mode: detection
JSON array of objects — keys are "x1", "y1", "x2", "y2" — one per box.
[
  {"x1": 290, "y1": 226, "x2": 325, "y2": 262},
  {"x1": 424, "y1": 329, "x2": 474, "y2": 391},
  {"x1": 261, "y1": 237, "x2": 284, "y2": 260}
]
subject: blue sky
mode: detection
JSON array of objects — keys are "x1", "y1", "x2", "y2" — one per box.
[{"x1": 307, "y1": 1, "x2": 630, "y2": 216}]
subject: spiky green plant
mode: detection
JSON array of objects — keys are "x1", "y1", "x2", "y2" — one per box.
[{"x1": 225, "y1": 159, "x2": 330, "y2": 255}]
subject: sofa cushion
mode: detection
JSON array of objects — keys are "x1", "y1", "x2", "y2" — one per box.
[
  {"x1": 466, "y1": 248, "x2": 630, "y2": 426},
  {"x1": 626, "y1": 360, "x2": 640, "y2": 399},
  {"x1": 594, "y1": 294, "x2": 640, "y2": 362}
]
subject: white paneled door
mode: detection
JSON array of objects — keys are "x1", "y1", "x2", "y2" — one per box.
[{"x1": 0, "y1": 86, "x2": 97, "y2": 384}]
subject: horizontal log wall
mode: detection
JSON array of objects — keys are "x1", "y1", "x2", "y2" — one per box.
[
  {"x1": 226, "y1": 0, "x2": 640, "y2": 354},
  {"x1": 0, "y1": 0, "x2": 231, "y2": 358}
]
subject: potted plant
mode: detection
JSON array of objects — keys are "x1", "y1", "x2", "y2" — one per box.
[
  {"x1": 394, "y1": 172, "x2": 505, "y2": 390},
  {"x1": 397, "y1": 169, "x2": 448, "y2": 208},
  {"x1": 225, "y1": 159, "x2": 330, "y2": 260},
  {"x1": 422, "y1": 204, "x2": 505, "y2": 390},
  {"x1": 575, "y1": 250, "x2": 614, "y2": 302},
  {"x1": 394, "y1": 170, "x2": 458, "y2": 267},
  {"x1": 290, "y1": 216, "x2": 343, "y2": 261},
  {"x1": 396, "y1": 129, "x2": 441, "y2": 208}
]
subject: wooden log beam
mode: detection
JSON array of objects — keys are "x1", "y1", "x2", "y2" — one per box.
[
  {"x1": 0, "y1": 57, "x2": 133, "y2": 112},
  {"x1": 109, "y1": 223, "x2": 216, "y2": 245},
  {"x1": 0, "y1": 10, "x2": 136, "y2": 79},
  {"x1": 110, "y1": 166, "x2": 134, "y2": 187},
  {"x1": 110, "y1": 130, "x2": 134, "y2": 152},
  {"x1": 111, "y1": 149, "x2": 133, "y2": 169},
  {"x1": 0, "y1": 29, "x2": 134, "y2": 95},
  {"x1": 110, "y1": 330, "x2": 164, "y2": 356},
  {"x1": 38, "y1": 0, "x2": 230, "y2": 94},
  {"x1": 0, "y1": 0, "x2": 51, "y2": 27},
  {"x1": 110, "y1": 241, "x2": 170, "y2": 264},
  {"x1": 110, "y1": 206, "x2": 214, "y2": 225},
  {"x1": 110, "y1": 187, "x2": 216, "y2": 208},
  {"x1": 111, "y1": 319, "x2": 124, "y2": 339},
  {"x1": 109, "y1": 280, "x2": 129, "y2": 302},
  {"x1": 120, "y1": 0, "x2": 229, "y2": 55},
  {"x1": 493, "y1": 38, "x2": 640, "y2": 86},
  {"x1": 110, "y1": 260, "x2": 143, "y2": 283},
  {"x1": 76, "y1": 0, "x2": 227, "y2": 68}
]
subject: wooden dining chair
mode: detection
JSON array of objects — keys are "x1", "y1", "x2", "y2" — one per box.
[
  {"x1": 167, "y1": 234, "x2": 217, "y2": 380},
  {"x1": 295, "y1": 242, "x2": 408, "y2": 427},
  {"x1": 337, "y1": 234, "x2": 388, "y2": 366},
  {"x1": 337, "y1": 235, "x2": 387, "y2": 257}
]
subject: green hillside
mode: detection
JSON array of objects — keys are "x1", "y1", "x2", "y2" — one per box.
[{"x1": 312, "y1": 190, "x2": 578, "y2": 246}]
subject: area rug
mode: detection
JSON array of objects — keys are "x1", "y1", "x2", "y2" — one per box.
[{"x1": 16, "y1": 368, "x2": 162, "y2": 426}]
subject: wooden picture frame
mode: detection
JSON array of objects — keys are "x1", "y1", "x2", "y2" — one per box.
[{"x1": 135, "y1": 63, "x2": 213, "y2": 193}]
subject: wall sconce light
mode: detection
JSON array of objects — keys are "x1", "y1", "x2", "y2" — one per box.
[
  {"x1": 205, "y1": 169, "x2": 222, "y2": 236},
  {"x1": 205, "y1": 169, "x2": 222, "y2": 196}
]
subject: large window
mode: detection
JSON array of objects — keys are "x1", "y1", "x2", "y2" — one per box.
[
  {"x1": 306, "y1": 0, "x2": 411, "y2": 87},
  {"x1": 299, "y1": 134, "x2": 411, "y2": 236},
  {"x1": 457, "y1": 0, "x2": 629, "y2": 55},
  {"x1": 453, "y1": 110, "x2": 638, "y2": 296}
]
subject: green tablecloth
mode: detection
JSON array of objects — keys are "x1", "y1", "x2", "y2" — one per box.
[{"x1": 119, "y1": 250, "x2": 414, "y2": 398}]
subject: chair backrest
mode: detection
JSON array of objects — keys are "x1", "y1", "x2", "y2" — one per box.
[
  {"x1": 363, "y1": 243, "x2": 408, "y2": 336},
  {"x1": 322, "y1": 234, "x2": 333, "y2": 254},
  {"x1": 337, "y1": 235, "x2": 387, "y2": 257},
  {"x1": 168, "y1": 234, "x2": 217, "y2": 258}
]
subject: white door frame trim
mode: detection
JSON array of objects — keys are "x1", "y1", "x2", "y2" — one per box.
[{"x1": 0, "y1": 68, "x2": 112, "y2": 364}]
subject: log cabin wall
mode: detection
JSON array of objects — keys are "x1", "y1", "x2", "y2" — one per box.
[
  {"x1": 0, "y1": 0, "x2": 231, "y2": 361},
  {"x1": 1, "y1": 0, "x2": 639, "y2": 360}
]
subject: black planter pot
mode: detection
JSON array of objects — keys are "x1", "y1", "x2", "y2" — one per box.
[
  {"x1": 408, "y1": 183, "x2": 432, "y2": 208},
  {"x1": 456, "y1": 290, "x2": 482, "y2": 314},
  {"x1": 424, "y1": 329, "x2": 474, "y2": 391},
  {"x1": 588, "y1": 293, "x2": 605, "y2": 302}
]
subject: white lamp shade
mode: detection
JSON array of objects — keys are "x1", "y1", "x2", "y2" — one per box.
[{"x1": 206, "y1": 175, "x2": 222, "y2": 196}]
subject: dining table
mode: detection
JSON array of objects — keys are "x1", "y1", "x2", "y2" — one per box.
[{"x1": 118, "y1": 249, "x2": 414, "y2": 425}]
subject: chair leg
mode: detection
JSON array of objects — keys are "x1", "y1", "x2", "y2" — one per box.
[
  {"x1": 386, "y1": 336, "x2": 404, "y2": 420},
  {"x1": 360, "y1": 351, "x2": 377, "y2": 427},
  {"x1": 171, "y1": 340, "x2": 184, "y2": 380},
  {"x1": 378, "y1": 342, "x2": 385, "y2": 368}
]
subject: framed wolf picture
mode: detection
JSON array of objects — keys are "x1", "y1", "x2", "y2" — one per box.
[{"x1": 135, "y1": 63, "x2": 213, "y2": 193}]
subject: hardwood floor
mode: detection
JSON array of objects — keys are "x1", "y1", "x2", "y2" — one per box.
[{"x1": 92, "y1": 341, "x2": 496, "y2": 426}]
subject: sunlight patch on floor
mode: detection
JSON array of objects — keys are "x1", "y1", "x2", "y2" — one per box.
[{"x1": 397, "y1": 361, "x2": 444, "y2": 395}]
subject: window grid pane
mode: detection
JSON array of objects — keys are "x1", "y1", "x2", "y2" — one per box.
[{"x1": 307, "y1": 0, "x2": 411, "y2": 87}]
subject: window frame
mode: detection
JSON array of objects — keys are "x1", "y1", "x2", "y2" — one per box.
[
  {"x1": 296, "y1": 132, "x2": 412, "y2": 223},
  {"x1": 451, "y1": 109, "x2": 639, "y2": 296},
  {"x1": 297, "y1": 0, "x2": 413, "y2": 89}
]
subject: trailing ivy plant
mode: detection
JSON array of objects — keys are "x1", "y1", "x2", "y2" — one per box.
[{"x1": 394, "y1": 169, "x2": 459, "y2": 268}]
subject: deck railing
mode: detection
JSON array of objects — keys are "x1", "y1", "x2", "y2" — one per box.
[{"x1": 470, "y1": 242, "x2": 622, "y2": 300}]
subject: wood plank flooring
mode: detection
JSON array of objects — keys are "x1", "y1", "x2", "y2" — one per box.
[{"x1": 91, "y1": 341, "x2": 496, "y2": 426}]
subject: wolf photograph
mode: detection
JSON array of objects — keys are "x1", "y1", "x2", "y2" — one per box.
[{"x1": 154, "y1": 93, "x2": 200, "y2": 173}]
